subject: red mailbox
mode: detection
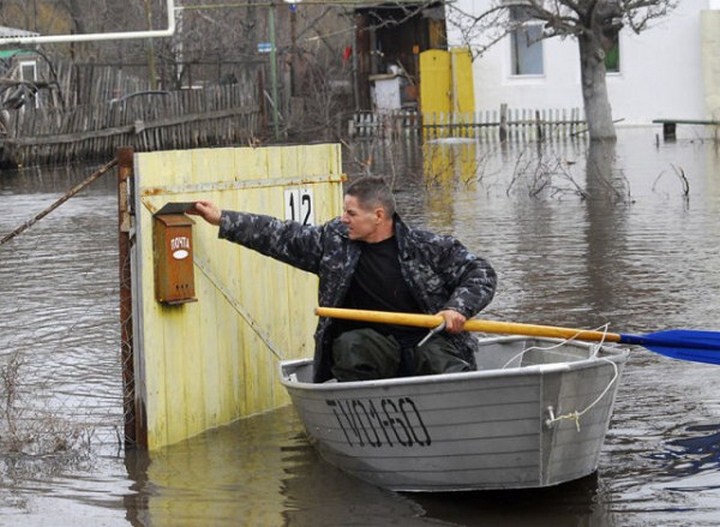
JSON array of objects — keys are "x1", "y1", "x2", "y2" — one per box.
[{"x1": 153, "y1": 213, "x2": 196, "y2": 304}]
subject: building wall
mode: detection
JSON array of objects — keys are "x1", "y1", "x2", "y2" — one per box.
[
  {"x1": 701, "y1": 9, "x2": 720, "y2": 118},
  {"x1": 448, "y1": 1, "x2": 716, "y2": 125}
]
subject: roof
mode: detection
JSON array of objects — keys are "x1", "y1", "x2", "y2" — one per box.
[{"x1": 0, "y1": 49, "x2": 36, "y2": 59}]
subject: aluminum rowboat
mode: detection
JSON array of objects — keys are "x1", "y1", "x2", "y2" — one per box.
[{"x1": 279, "y1": 336, "x2": 627, "y2": 492}]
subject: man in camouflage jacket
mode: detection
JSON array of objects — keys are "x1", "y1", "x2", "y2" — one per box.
[{"x1": 189, "y1": 177, "x2": 496, "y2": 382}]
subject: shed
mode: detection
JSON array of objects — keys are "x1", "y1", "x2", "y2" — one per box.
[
  {"x1": 353, "y1": 2, "x2": 446, "y2": 110},
  {"x1": 0, "y1": 26, "x2": 44, "y2": 111}
]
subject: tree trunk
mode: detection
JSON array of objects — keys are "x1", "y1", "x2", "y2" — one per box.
[{"x1": 578, "y1": 32, "x2": 616, "y2": 141}]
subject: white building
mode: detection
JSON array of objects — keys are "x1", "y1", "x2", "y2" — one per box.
[{"x1": 446, "y1": 1, "x2": 720, "y2": 125}]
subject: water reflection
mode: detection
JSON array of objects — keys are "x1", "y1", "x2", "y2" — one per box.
[
  {"x1": 123, "y1": 413, "x2": 294, "y2": 526},
  {"x1": 583, "y1": 139, "x2": 635, "y2": 329},
  {"x1": 414, "y1": 473, "x2": 615, "y2": 527},
  {"x1": 122, "y1": 407, "x2": 436, "y2": 527},
  {"x1": 649, "y1": 423, "x2": 720, "y2": 480}
]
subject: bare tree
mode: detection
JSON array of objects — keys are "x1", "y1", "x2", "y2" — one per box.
[{"x1": 447, "y1": 0, "x2": 677, "y2": 140}]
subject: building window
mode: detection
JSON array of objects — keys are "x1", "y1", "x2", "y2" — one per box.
[
  {"x1": 19, "y1": 61, "x2": 36, "y2": 81},
  {"x1": 604, "y1": 34, "x2": 620, "y2": 73},
  {"x1": 509, "y1": 6, "x2": 544, "y2": 76},
  {"x1": 19, "y1": 60, "x2": 40, "y2": 108}
]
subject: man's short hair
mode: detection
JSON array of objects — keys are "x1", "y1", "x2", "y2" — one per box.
[{"x1": 345, "y1": 176, "x2": 396, "y2": 216}]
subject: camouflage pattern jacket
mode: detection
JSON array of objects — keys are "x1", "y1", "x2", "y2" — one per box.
[{"x1": 219, "y1": 211, "x2": 497, "y2": 382}]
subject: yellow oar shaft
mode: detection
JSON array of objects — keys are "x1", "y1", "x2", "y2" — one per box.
[{"x1": 315, "y1": 307, "x2": 622, "y2": 344}]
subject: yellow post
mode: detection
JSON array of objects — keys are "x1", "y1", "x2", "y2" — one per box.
[{"x1": 419, "y1": 49, "x2": 451, "y2": 116}]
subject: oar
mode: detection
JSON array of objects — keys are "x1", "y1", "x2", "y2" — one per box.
[{"x1": 315, "y1": 307, "x2": 720, "y2": 366}]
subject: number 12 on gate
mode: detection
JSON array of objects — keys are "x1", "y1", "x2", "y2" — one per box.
[{"x1": 284, "y1": 188, "x2": 315, "y2": 226}]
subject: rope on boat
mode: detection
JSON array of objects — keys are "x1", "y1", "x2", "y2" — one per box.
[
  {"x1": 499, "y1": 324, "x2": 611, "y2": 370},
  {"x1": 193, "y1": 254, "x2": 286, "y2": 361},
  {"x1": 499, "y1": 324, "x2": 621, "y2": 432},
  {"x1": 546, "y1": 325, "x2": 620, "y2": 431},
  {"x1": 545, "y1": 356, "x2": 619, "y2": 432}
]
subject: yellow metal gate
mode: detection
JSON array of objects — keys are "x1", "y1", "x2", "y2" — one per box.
[{"x1": 130, "y1": 145, "x2": 344, "y2": 449}]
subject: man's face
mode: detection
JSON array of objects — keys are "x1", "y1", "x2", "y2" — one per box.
[{"x1": 341, "y1": 195, "x2": 380, "y2": 242}]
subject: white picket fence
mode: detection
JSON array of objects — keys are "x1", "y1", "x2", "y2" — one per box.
[{"x1": 349, "y1": 105, "x2": 586, "y2": 140}]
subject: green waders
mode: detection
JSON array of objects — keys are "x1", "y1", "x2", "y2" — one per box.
[{"x1": 330, "y1": 328, "x2": 471, "y2": 382}]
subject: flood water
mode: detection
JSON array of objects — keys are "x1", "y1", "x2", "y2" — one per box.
[{"x1": 1, "y1": 127, "x2": 720, "y2": 526}]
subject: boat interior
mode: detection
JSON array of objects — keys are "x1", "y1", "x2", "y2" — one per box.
[
  {"x1": 281, "y1": 336, "x2": 627, "y2": 384},
  {"x1": 473, "y1": 336, "x2": 621, "y2": 370}
]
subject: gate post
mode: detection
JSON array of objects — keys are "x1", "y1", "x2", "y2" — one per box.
[{"x1": 117, "y1": 146, "x2": 147, "y2": 448}]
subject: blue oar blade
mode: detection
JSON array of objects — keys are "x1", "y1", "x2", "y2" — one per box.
[{"x1": 619, "y1": 330, "x2": 720, "y2": 365}]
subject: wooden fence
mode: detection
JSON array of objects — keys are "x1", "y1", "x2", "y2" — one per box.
[
  {"x1": 349, "y1": 105, "x2": 586, "y2": 141},
  {"x1": 55, "y1": 61, "x2": 155, "y2": 107},
  {"x1": 1, "y1": 84, "x2": 262, "y2": 166}
]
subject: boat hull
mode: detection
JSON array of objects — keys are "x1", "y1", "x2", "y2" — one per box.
[{"x1": 280, "y1": 336, "x2": 627, "y2": 492}]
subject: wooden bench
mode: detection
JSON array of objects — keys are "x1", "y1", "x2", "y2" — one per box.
[{"x1": 652, "y1": 119, "x2": 720, "y2": 139}]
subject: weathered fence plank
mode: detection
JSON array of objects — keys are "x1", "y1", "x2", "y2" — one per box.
[
  {"x1": 2, "y1": 84, "x2": 262, "y2": 166},
  {"x1": 0, "y1": 59, "x2": 265, "y2": 167}
]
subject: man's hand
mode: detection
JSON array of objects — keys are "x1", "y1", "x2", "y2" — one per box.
[
  {"x1": 438, "y1": 309, "x2": 466, "y2": 333},
  {"x1": 187, "y1": 200, "x2": 221, "y2": 226}
]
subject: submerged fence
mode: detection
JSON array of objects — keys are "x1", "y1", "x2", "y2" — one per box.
[{"x1": 349, "y1": 105, "x2": 586, "y2": 141}]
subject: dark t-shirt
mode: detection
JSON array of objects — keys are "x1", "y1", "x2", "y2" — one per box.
[{"x1": 339, "y1": 236, "x2": 427, "y2": 347}]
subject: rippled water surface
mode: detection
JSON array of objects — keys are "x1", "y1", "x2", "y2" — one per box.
[{"x1": 1, "y1": 128, "x2": 720, "y2": 526}]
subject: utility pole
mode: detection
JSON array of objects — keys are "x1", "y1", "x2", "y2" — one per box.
[
  {"x1": 290, "y1": 2, "x2": 297, "y2": 96},
  {"x1": 268, "y1": 2, "x2": 280, "y2": 139},
  {"x1": 144, "y1": 0, "x2": 160, "y2": 90}
]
